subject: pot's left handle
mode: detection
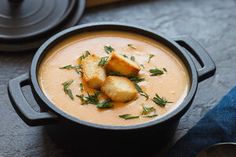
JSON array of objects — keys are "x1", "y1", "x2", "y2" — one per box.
[{"x1": 8, "y1": 73, "x2": 58, "y2": 126}]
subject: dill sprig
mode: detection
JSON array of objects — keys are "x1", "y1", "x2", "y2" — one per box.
[
  {"x1": 130, "y1": 56, "x2": 135, "y2": 61},
  {"x1": 62, "y1": 80, "x2": 74, "y2": 100},
  {"x1": 76, "y1": 91, "x2": 100, "y2": 105},
  {"x1": 149, "y1": 68, "x2": 164, "y2": 76},
  {"x1": 119, "y1": 114, "x2": 139, "y2": 120},
  {"x1": 98, "y1": 56, "x2": 109, "y2": 67},
  {"x1": 141, "y1": 106, "x2": 156, "y2": 115},
  {"x1": 96, "y1": 99, "x2": 113, "y2": 108},
  {"x1": 122, "y1": 54, "x2": 128, "y2": 58},
  {"x1": 163, "y1": 68, "x2": 167, "y2": 72},
  {"x1": 152, "y1": 94, "x2": 172, "y2": 107},
  {"x1": 148, "y1": 54, "x2": 155, "y2": 63},
  {"x1": 79, "y1": 83, "x2": 83, "y2": 92},
  {"x1": 79, "y1": 51, "x2": 91, "y2": 61},
  {"x1": 143, "y1": 114, "x2": 158, "y2": 118},
  {"x1": 134, "y1": 83, "x2": 149, "y2": 100},
  {"x1": 128, "y1": 44, "x2": 136, "y2": 49},
  {"x1": 141, "y1": 106, "x2": 158, "y2": 118},
  {"x1": 59, "y1": 64, "x2": 82, "y2": 75},
  {"x1": 129, "y1": 76, "x2": 145, "y2": 83},
  {"x1": 104, "y1": 46, "x2": 114, "y2": 54}
]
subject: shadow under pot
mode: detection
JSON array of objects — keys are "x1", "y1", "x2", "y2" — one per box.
[{"x1": 8, "y1": 23, "x2": 215, "y2": 143}]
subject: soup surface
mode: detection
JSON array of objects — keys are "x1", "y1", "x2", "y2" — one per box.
[{"x1": 38, "y1": 31, "x2": 190, "y2": 126}]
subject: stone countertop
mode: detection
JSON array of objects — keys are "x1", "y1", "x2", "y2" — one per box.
[{"x1": 0, "y1": 0, "x2": 236, "y2": 156}]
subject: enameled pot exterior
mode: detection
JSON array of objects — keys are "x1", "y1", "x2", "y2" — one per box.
[{"x1": 8, "y1": 23, "x2": 216, "y2": 134}]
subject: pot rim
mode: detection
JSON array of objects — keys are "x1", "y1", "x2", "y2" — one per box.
[{"x1": 30, "y1": 22, "x2": 198, "y2": 130}]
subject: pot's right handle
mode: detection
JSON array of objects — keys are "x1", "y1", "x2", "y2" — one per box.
[
  {"x1": 173, "y1": 36, "x2": 216, "y2": 82},
  {"x1": 8, "y1": 73, "x2": 58, "y2": 126}
]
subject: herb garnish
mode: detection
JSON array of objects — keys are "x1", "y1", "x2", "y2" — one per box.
[
  {"x1": 141, "y1": 106, "x2": 156, "y2": 115},
  {"x1": 76, "y1": 91, "x2": 100, "y2": 105},
  {"x1": 152, "y1": 94, "x2": 172, "y2": 107},
  {"x1": 104, "y1": 46, "x2": 114, "y2": 54},
  {"x1": 119, "y1": 114, "x2": 139, "y2": 120},
  {"x1": 143, "y1": 114, "x2": 158, "y2": 118},
  {"x1": 76, "y1": 94, "x2": 86, "y2": 105},
  {"x1": 97, "y1": 99, "x2": 113, "y2": 108},
  {"x1": 130, "y1": 56, "x2": 135, "y2": 61},
  {"x1": 59, "y1": 65, "x2": 82, "y2": 75},
  {"x1": 141, "y1": 106, "x2": 158, "y2": 118},
  {"x1": 84, "y1": 91, "x2": 100, "y2": 104},
  {"x1": 163, "y1": 68, "x2": 167, "y2": 72},
  {"x1": 79, "y1": 51, "x2": 90, "y2": 61},
  {"x1": 149, "y1": 68, "x2": 164, "y2": 76},
  {"x1": 134, "y1": 83, "x2": 149, "y2": 100},
  {"x1": 108, "y1": 72, "x2": 145, "y2": 83},
  {"x1": 108, "y1": 71, "x2": 123, "y2": 76},
  {"x1": 62, "y1": 80, "x2": 74, "y2": 100},
  {"x1": 140, "y1": 64, "x2": 145, "y2": 69},
  {"x1": 122, "y1": 54, "x2": 128, "y2": 58},
  {"x1": 128, "y1": 44, "x2": 136, "y2": 49},
  {"x1": 98, "y1": 56, "x2": 109, "y2": 67},
  {"x1": 129, "y1": 76, "x2": 145, "y2": 83},
  {"x1": 148, "y1": 54, "x2": 155, "y2": 63},
  {"x1": 59, "y1": 65, "x2": 81, "y2": 70},
  {"x1": 79, "y1": 83, "x2": 83, "y2": 91}
]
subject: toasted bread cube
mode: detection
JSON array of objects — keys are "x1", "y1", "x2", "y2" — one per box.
[
  {"x1": 80, "y1": 55, "x2": 106, "y2": 89},
  {"x1": 101, "y1": 76, "x2": 137, "y2": 102},
  {"x1": 105, "y1": 52, "x2": 140, "y2": 76}
]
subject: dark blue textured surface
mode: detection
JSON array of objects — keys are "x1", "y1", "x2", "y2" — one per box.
[{"x1": 165, "y1": 86, "x2": 236, "y2": 157}]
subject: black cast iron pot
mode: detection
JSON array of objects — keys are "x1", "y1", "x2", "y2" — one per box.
[{"x1": 7, "y1": 23, "x2": 216, "y2": 149}]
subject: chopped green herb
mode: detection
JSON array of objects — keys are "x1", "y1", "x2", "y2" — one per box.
[
  {"x1": 130, "y1": 56, "x2": 135, "y2": 61},
  {"x1": 141, "y1": 106, "x2": 156, "y2": 115},
  {"x1": 152, "y1": 94, "x2": 172, "y2": 107},
  {"x1": 122, "y1": 54, "x2": 128, "y2": 58},
  {"x1": 143, "y1": 114, "x2": 158, "y2": 118},
  {"x1": 148, "y1": 54, "x2": 155, "y2": 63},
  {"x1": 129, "y1": 76, "x2": 145, "y2": 83},
  {"x1": 163, "y1": 68, "x2": 167, "y2": 72},
  {"x1": 79, "y1": 51, "x2": 91, "y2": 61},
  {"x1": 59, "y1": 64, "x2": 82, "y2": 75},
  {"x1": 108, "y1": 71, "x2": 123, "y2": 76},
  {"x1": 140, "y1": 64, "x2": 145, "y2": 69},
  {"x1": 62, "y1": 80, "x2": 74, "y2": 100},
  {"x1": 98, "y1": 56, "x2": 109, "y2": 67},
  {"x1": 59, "y1": 65, "x2": 81, "y2": 70},
  {"x1": 119, "y1": 114, "x2": 139, "y2": 120},
  {"x1": 97, "y1": 99, "x2": 113, "y2": 108},
  {"x1": 128, "y1": 44, "x2": 136, "y2": 49},
  {"x1": 149, "y1": 68, "x2": 164, "y2": 76},
  {"x1": 104, "y1": 46, "x2": 114, "y2": 54},
  {"x1": 134, "y1": 83, "x2": 149, "y2": 100},
  {"x1": 79, "y1": 83, "x2": 83, "y2": 91},
  {"x1": 85, "y1": 91, "x2": 100, "y2": 104},
  {"x1": 141, "y1": 106, "x2": 158, "y2": 118},
  {"x1": 76, "y1": 94, "x2": 86, "y2": 105},
  {"x1": 76, "y1": 91, "x2": 100, "y2": 105}
]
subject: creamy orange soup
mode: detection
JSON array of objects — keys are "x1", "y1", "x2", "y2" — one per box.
[{"x1": 38, "y1": 31, "x2": 190, "y2": 126}]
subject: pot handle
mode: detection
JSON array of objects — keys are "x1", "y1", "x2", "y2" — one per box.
[
  {"x1": 173, "y1": 36, "x2": 216, "y2": 82},
  {"x1": 8, "y1": 73, "x2": 58, "y2": 126}
]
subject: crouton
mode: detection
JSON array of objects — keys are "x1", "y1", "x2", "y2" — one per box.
[
  {"x1": 105, "y1": 52, "x2": 140, "y2": 76},
  {"x1": 101, "y1": 76, "x2": 137, "y2": 102},
  {"x1": 80, "y1": 55, "x2": 106, "y2": 89}
]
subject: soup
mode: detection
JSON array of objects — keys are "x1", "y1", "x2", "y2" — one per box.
[{"x1": 38, "y1": 31, "x2": 190, "y2": 126}]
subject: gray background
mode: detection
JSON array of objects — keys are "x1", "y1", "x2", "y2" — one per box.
[{"x1": 1, "y1": 0, "x2": 236, "y2": 156}]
